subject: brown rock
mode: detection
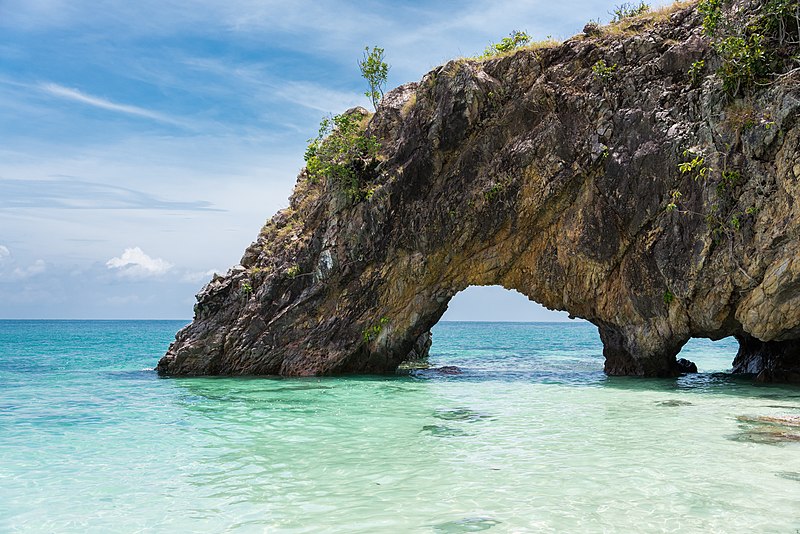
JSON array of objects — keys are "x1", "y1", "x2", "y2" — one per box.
[{"x1": 157, "y1": 1, "x2": 800, "y2": 381}]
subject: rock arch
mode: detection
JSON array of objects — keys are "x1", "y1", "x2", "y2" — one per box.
[{"x1": 158, "y1": 4, "x2": 800, "y2": 381}]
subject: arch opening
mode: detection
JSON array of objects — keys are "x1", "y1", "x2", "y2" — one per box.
[
  {"x1": 441, "y1": 285, "x2": 572, "y2": 323},
  {"x1": 675, "y1": 337, "x2": 739, "y2": 374},
  {"x1": 397, "y1": 285, "x2": 598, "y2": 378}
]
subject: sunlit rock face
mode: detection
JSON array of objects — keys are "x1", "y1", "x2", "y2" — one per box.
[{"x1": 158, "y1": 1, "x2": 800, "y2": 381}]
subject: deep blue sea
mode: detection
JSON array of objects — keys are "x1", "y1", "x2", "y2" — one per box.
[{"x1": 1, "y1": 320, "x2": 799, "y2": 532}]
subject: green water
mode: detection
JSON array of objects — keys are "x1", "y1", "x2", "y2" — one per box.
[{"x1": 1, "y1": 320, "x2": 799, "y2": 532}]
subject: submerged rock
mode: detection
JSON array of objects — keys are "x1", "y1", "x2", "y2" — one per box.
[
  {"x1": 741, "y1": 415, "x2": 800, "y2": 428},
  {"x1": 420, "y1": 424, "x2": 470, "y2": 437},
  {"x1": 731, "y1": 415, "x2": 800, "y2": 444},
  {"x1": 396, "y1": 360, "x2": 431, "y2": 372},
  {"x1": 159, "y1": 0, "x2": 800, "y2": 381},
  {"x1": 432, "y1": 517, "x2": 501, "y2": 532},
  {"x1": 656, "y1": 399, "x2": 693, "y2": 407},
  {"x1": 434, "y1": 407, "x2": 494, "y2": 422},
  {"x1": 408, "y1": 365, "x2": 464, "y2": 378},
  {"x1": 676, "y1": 358, "x2": 698, "y2": 374},
  {"x1": 432, "y1": 366, "x2": 463, "y2": 376},
  {"x1": 777, "y1": 471, "x2": 800, "y2": 482}
]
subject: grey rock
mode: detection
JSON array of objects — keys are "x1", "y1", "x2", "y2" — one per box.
[{"x1": 158, "y1": 1, "x2": 800, "y2": 382}]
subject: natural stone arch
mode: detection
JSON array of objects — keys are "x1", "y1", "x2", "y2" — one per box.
[{"x1": 158, "y1": 3, "x2": 800, "y2": 381}]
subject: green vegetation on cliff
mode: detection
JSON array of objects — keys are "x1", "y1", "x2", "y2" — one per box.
[
  {"x1": 699, "y1": 0, "x2": 799, "y2": 96},
  {"x1": 304, "y1": 112, "x2": 380, "y2": 201},
  {"x1": 610, "y1": 1, "x2": 651, "y2": 22},
  {"x1": 480, "y1": 30, "x2": 532, "y2": 58},
  {"x1": 664, "y1": 0, "x2": 798, "y2": 246}
]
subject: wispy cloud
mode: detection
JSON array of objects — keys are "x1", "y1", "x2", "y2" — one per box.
[
  {"x1": 12, "y1": 259, "x2": 47, "y2": 280},
  {"x1": 106, "y1": 247, "x2": 172, "y2": 278},
  {"x1": 274, "y1": 81, "x2": 365, "y2": 114},
  {"x1": 0, "y1": 245, "x2": 9, "y2": 261},
  {"x1": 0, "y1": 179, "x2": 221, "y2": 211},
  {"x1": 40, "y1": 83, "x2": 187, "y2": 127},
  {"x1": 182, "y1": 57, "x2": 366, "y2": 115}
]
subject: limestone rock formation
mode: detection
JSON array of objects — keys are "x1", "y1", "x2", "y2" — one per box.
[{"x1": 158, "y1": 0, "x2": 800, "y2": 381}]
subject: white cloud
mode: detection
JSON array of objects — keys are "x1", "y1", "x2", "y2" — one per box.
[
  {"x1": 0, "y1": 245, "x2": 9, "y2": 261},
  {"x1": 106, "y1": 247, "x2": 173, "y2": 278},
  {"x1": 40, "y1": 83, "x2": 187, "y2": 127},
  {"x1": 12, "y1": 259, "x2": 46, "y2": 279}
]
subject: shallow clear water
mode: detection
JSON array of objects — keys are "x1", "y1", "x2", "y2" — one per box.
[{"x1": 1, "y1": 320, "x2": 799, "y2": 533}]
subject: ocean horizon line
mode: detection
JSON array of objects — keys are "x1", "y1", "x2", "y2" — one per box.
[{"x1": 0, "y1": 318, "x2": 586, "y2": 324}]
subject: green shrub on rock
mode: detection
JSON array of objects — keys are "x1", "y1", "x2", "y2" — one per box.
[
  {"x1": 304, "y1": 112, "x2": 380, "y2": 201},
  {"x1": 480, "y1": 30, "x2": 531, "y2": 58},
  {"x1": 699, "y1": 0, "x2": 799, "y2": 97},
  {"x1": 592, "y1": 60, "x2": 617, "y2": 82},
  {"x1": 286, "y1": 264, "x2": 301, "y2": 279},
  {"x1": 716, "y1": 34, "x2": 770, "y2": 96},
  {"x1": 363, "y1": 317, "x2": 390, "y2": 343},
  {"x1": 610, "y1": 1, "x2": 651, "y2": 23},
  {"x1": 688, "y1": 59, "x2": 706, "y2": 86},
  {"x1": 698, "y1": 0, "x2": 724, "y2": 36}
]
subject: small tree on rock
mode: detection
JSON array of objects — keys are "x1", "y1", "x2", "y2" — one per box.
[
  {"x1": 480, "y1": 30, "x2": 531, "y2": 58},
  {"x1": 359, "y1": 46, "x2": 389, "y2": 111}
]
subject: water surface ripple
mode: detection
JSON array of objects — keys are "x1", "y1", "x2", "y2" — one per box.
[{"x1": 1, "y1": 320, "x2": 799, "y2": 532}]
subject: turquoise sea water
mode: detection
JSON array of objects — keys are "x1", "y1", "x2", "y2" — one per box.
[{"x1": 1, "y1": 320, "x2": 799, "y2": 533}]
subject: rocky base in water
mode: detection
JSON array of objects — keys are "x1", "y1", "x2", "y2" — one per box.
[{"x1": 158, "y1": 0, "x2": 800, "y2": 381}]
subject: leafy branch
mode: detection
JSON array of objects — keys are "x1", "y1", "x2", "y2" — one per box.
[{"x1": 359, "y1": 46, "x2": 389, "y2": 111}]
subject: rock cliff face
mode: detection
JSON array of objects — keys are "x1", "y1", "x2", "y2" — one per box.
[{"x1": 158, "y1": 1, "x2": 800, "y2": 381}]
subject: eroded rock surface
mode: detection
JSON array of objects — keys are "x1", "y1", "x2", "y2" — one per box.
[{"x1": 158, "y1": 1, "x2": 800, "y2": 381}]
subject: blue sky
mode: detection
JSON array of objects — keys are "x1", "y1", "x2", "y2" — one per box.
[{"x1": 0, "y1": 0, "x2": 670, "y2": 320}]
